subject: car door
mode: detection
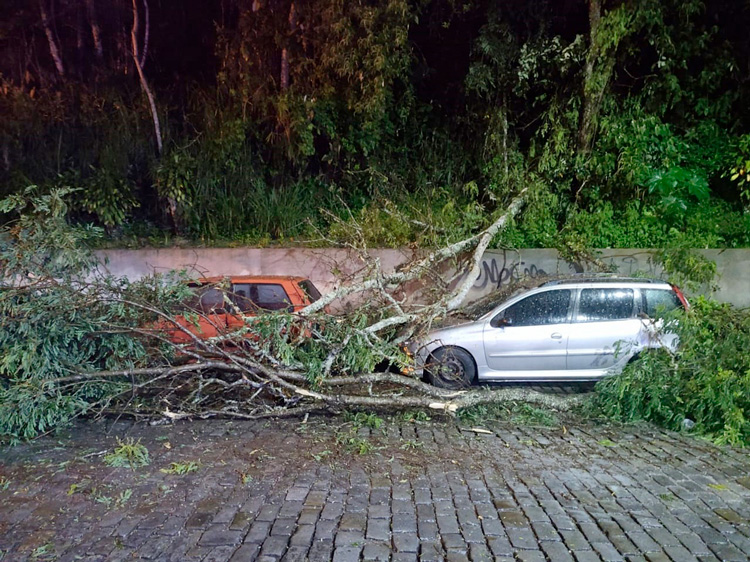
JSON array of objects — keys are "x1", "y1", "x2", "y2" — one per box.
[
  {"x1": 482, "y1": 288, "x2": 572, "y2": 374},
  {"x1": 566, "y1": 287, "x2": 641, "y2": 372}
]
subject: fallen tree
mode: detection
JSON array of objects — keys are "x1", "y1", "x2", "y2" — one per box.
[{"x1": 0, "y1": 187, "x2": 586, "y2": 442}]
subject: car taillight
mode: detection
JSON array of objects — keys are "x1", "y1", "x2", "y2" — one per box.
[{"x1": 670, "y1": 284, "x2": 689, "y2": 310}]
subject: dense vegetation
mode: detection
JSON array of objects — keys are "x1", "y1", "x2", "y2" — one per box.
[
  {"x1": 590, "y1": 299, "x2": 750, "y2": 447},
  {"x1": 2, "y1": 0, "x2": 749, "y2": 247}
]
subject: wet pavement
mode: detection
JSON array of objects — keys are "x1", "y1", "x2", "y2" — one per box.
[{"x1": 1, "y1": 414, "x2": 749, "y2": 561}]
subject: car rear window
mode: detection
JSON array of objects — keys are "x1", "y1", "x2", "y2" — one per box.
[
  {"x1": 641, "y1": 289, "x2": 682, "y2": 317},
  {"x1": 502, "y1": 289, "x2": 572, "y2": 326},
  {"x1": 231, "y1": 283, "x2": 293, "y2": 312},
  {"x1": 576, "y1": 288, "x2": 635, "y2": 322}
]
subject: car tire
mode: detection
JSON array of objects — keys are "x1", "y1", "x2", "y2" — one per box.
[{"x1": 425, "y1": 346, "x2": 476, "y2": 389}]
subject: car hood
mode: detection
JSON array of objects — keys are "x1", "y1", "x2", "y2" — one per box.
[{"x1": 421, "y1": 320, "x2": 484, "y2": 350}]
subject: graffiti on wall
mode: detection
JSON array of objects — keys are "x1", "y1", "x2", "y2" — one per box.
[
  {"x1": 468, "y1": 250, "x2": 665, "y2": 294},
  {"x1": 472, "y1": 254, "x2": 550, "y2": 290}
]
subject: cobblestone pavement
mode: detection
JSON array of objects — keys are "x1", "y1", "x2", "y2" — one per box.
[{"x1": 1, "y1": 415, "x2": 750, "y2": 561}]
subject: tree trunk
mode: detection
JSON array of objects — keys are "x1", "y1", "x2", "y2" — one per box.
[
  {"x1": 85, "y1": 0, "x2": 103, "y2": 61},
  {"x1": 578, "y1": 0, "x2": 621, "y2": 157},
  {"x1": 131, "y1": 0, "x2": 162, "y2": 156},
  {"x1": 38, "y1": 0, "x2": 65, "y2": 78},
  {"x1": 280, "y1": 2, "x2": 296, "y2": 90},
  {"x1": 140, "y1": 0, "x2": 150, "y2": 69}
]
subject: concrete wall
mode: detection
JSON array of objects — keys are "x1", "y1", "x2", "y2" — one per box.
[{"x1": 98, "y1": 247, "x2": 750, "y2": 307}]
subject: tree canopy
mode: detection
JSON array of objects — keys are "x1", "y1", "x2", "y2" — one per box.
[{"x1": 1, "y1": 0, "x2": 749, "y2": 247}]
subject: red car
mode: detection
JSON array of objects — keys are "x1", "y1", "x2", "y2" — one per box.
[{"x1": 163, "y1": 275, "x2": 323, "y2": 344}]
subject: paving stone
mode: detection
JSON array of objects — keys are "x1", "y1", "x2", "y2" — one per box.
[
  {"x1": 419, "y1": 541, "x2": 443, "y2": 561},
  {"x1": 307, "y1": 539, "x2": 334, "y2": 561},
  {"x1": 468, "y1": 542, "x2": 492, "y2": 560},
  {"x1": 445, "y1": 550, "x2": 470, "y2": 562},
  {"x1": 393, "y1": 532, "x2": 419, "y2": 552},
  {"x1": 366, "y1": 518, "x2": 391, "y2": 541},
  {"x1": 499, "y1": 511, "x2": 529, "y2": 528},
  {"x1": 573, "y1": 550, "x2": 604, "y2": 562},
  {"x1": 627, "y1": 531, "x2": 661, "y2": 553},
  {"x1": 200, "y1": 528, "x2": 244, "y2": 547},
  {"x1": 663, "y1": 545, "x2": 699, "y2": 562},
  {"x1": 592, "y1": 540, "x2": 626, "y2": 561},
  {"x1": 313, "y1": 519, "x2": 338, "y2": 541},
  {"x1": 332, "y1": 546, "x2": 363, "y2": 562},
  {"x1": 255, "y1": 504, "x2": 281, "y2": 523},
  {"x1": 281, "y1": 545, "x2": 310, "y2": 562},
  {"x1": 259, "y1": 535, "x2": 288, "y2": 558},
  {"x1": 320, "y1": 502, "x2": 344, "y2": 520},
  {"x1": 442, "y1": 533, "x2": 466, "y2": 550},
  {"x1": 507, "y1": 526, "x2": 539, "y2": 549},
  {"x1": 480, "y1": 517, "x2": 504, "y2": 536},
  {"x1": 270, "y1": 517, "x2": 296, "y2": 537},
  {"x1": 462, "y1": 523, "x2": 485, "y2": 544},
  {"x1": 296, "y1": 508, "x2": 320, "y2": 525},
  {"x1": 677, "y1": 533, "x2": 711, "y2": 556},
  {"x1": 289, "y1": 524, "x2": 314, "y2": 547},
  {"x1": 532, "y1": 520, "x2": 561, "y2": 542},
  {"x1": 542, "y1": 540, "x2": 576, "y2": 562},
  {"x1": 363, "y1": 542, "x2": 391, "y2": 561},
  {"x1": 487, "y1": 535, "x2": 513, "y2": 557},
  {"x1": 515, "y1": 550, "x2": 547, "y2": 562},
  {"x1": 245, "y1": 521, "x2": 273, "y2": 544},
  {"x1": 391, "y1": 553, "x2": 418, "y2": 562},
  {"x1": 392, "y1": 499, "x2": 415, "y2": 515},
  {"x1": 707, "y1": 542, "x2": 747, "y2": 561},
  {"x1": 418, "y1": 519, "x2": 439, "y2": 541}
]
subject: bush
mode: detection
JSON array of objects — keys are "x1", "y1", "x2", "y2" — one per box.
[{"x1": 589, "y1": 298, "x2": 750, "y2": 446}]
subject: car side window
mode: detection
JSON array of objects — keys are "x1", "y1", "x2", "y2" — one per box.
[
  {"x1": 576, "y1": 288, "x2": 634, "y2": 322},
  {"x1": 500, "y1": 289, "x2": 572, "y2": 327},
  {"x1": 641, "y1": 289, "x2": 682, "y2": 317},
  {"x1": 231, "y1": 283, "x2": 292, "y2": 312},
  {"x1": 298, "y1": 279, "x2": 321, "y2": 303}
]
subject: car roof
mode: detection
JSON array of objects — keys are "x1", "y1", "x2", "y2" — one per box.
[{"x1": 195, "y1": 275, "x2": 309, "y2": 285}]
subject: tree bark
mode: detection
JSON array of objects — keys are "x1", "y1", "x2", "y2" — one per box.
[
  {"x1": 578, "y1": 0, "x2": 619, "y2": 157},
  {"x1": 140, "y1": 0, "x2": 150, "y2": 69},
  {"x1": 85, "y1": 0, "x2": 104, "y2": 61},
  {"x1": 131, "y1": 0, "x2": 162, "y2": 155},
  {"x1": 39, "y1": 0, "x2": 65, "y2": 78}
]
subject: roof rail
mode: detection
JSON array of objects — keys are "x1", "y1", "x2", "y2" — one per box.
[{"x1": 540, "y1": 275, "x2": 664, "y2": 286}]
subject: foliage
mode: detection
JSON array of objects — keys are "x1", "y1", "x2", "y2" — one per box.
[
  {"x1": 0, "y1": 0, "x2": 747, "y2": 247},
  {"x1": 103, "y1": 437, "x2": 151, "y2": 469},
  {"x1": 0, "y1": 189, "x2": 191, "y2": 442},
  {"x1": 458, "y1": 402, "x2": 559, "y2": 427},
  {"x1": 590, "y1": 298, "x2": 750, "y2": 447},
  {"x1": 343, "y1": 411, "x2": 385, "y2": 430},
  {"x1": 160, "y1": 461, "x2": 200, "y2": 475}
]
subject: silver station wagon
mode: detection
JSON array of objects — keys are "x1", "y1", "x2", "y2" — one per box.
[{"x1": 416, "y1": 278, "x2": 689, "y2": 388}]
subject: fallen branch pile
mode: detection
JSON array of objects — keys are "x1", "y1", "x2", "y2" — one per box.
[{"x1": 1, "y1": 188, "x2": 586, "y2": 440}]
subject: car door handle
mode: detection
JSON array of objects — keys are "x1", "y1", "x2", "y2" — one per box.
[{"x1": 550, "y1": 332, "x2": 563, "y2": 340}]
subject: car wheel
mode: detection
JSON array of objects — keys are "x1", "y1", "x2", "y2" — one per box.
[{"x1": 425, "y1": 346, "x2": 476, "y2": 389}]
